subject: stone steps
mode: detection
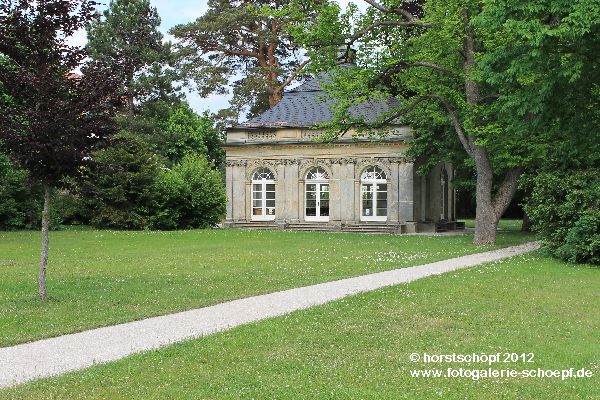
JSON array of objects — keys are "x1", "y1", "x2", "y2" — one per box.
[
  {"x1": 228, "y1": 222, "x2": 279, "y2": 230},
  {"x1": 342, "y1": 224, "x2": 400, "y2": 234},
  {"x1": 286, "y1": 223, "x2": 336, "y2": 232}
]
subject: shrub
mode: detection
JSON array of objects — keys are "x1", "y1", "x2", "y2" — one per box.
[
  {"x1": 152, "y1": 154, "x2": 226, "y2": 229},
  {"x1": 0, "y1": 154, "x2": 33, "y2": 229},
  {"x1": 525, "y1": 168, "x2": 600, "y2": 264},
  {"x1": 51, "y1": 190, "x2": 88, "y2": 227}
]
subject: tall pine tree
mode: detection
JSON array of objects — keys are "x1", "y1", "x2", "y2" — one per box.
[
  {"x1": 86, "y1": 0, "x2": 178, "y2": 115},
  {"x1": 170, "y1": 0, "x2": 327, "y2": 122}
]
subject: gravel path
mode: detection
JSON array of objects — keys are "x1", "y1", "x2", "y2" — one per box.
[{"x1": 0, "y1": 241, "x2": 540, "y2": 389}]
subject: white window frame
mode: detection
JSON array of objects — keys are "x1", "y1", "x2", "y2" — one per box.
[
  {"x1": 360, "y1": 166, "x2": 388, "y2": 222},
  {"x1": 251, "y1": 168, "x2": 276, "y2": 221},
  {"x1": 305, "y1": 167, "x2": 330, "y2": 222}
]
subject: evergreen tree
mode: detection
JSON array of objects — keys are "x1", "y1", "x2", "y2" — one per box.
[{"x1": 86, "y1": 0, "x2": 179, "y2": 114}]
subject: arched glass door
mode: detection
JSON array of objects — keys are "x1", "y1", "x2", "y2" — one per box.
[
  {"x1": 305, "y1": 167, "x2": 330, "y2": 222},
  {"x1": 361, "y1": 166, "x2": 388, "y2": 221},
  {"x1": 251, "y1": 168, "x2": 276, "y2": 221}
]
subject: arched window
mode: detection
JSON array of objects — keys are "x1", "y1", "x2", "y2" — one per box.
[
  {"x1": 361, "y1": 166, "x2": 388, "y2": 221},
  {"x1": 251, "y1": 168, "x2": 276, "y2": 220},
  {"x1": 305, "y1": 167, "x2": 330, "y2": 221}
]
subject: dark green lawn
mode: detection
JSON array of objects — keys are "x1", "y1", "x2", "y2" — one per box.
[
  {"x1": 0, "y1": 228, "x2": 531, "y2": 346},
  {"x1": 2, "y1": 252, "x2": 597, "y2": 399}
]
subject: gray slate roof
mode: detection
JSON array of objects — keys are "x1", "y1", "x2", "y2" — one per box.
[{"x1": 235, "y1": 65, "x2": 400, "y2": 129}]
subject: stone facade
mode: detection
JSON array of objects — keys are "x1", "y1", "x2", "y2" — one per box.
[{"x1": 223, "y1": 127, "x2": 456, "y2": 233}]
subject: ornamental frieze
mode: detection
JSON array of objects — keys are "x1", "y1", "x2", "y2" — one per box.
[{"x1": 225, "y1": 160, "x2": 248, "y2": 167}]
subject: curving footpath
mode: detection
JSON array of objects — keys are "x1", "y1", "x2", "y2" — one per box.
[{"x1": 0, "y1": 241, "x2": 540, "y2": 389}]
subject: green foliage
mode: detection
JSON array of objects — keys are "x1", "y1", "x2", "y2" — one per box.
[
  {"x1": 81, "y1": 132, "x2": 161, "y2": 230},
  {"x1": 163, "y1": 102, "x2": 209, "y2": 163},
  {"x1": 0, "y1": 154, "x2": 36, "y2": 229},
  {"x1": 152, "y1": 155, "x2": 226, "y2": 230},
  {"x1": 525, "y1": 169, "x2": 600, "y2": 264},
  {"x1": 474, "y1": 0, "x2": 600, "y2": 169},
  {"x1": 51, "y1": 190, "x2": 88, "y2": 227},
  {"x1": 0, "y1": 154, "x2": 88, "y2": 231},
  {"x1": 79, "y1": 130, "x2": 225, "y2": 231}
]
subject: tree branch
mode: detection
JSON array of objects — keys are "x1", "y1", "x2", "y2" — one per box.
[
  {"x1": 493, "y1": 167, "x2": 524, "y2": 216},
  {"x1": 380, "y1": 95, "x2": 434, "y2": 125},
  {"x1": 274, "y1": 59, "x2": 310, "y2": 92},
  {"x1": 381, "y1": 61, "x2": 458, "y2": 79},
  {"x1": 349, "y1": 20, "x2": 433, "y2": 42},
  {"x1": 362, "y1": 0, "x2": 393, "y2": 13},
  {"x1": 204, "y1": 45, "x2": 260, "y2": 59},
  {"x1": 434, "y1": 95, "x2": 475, "y2": 157},
  {"x1": 362, "y1": 0, "x2": 423, "y2": 23}
]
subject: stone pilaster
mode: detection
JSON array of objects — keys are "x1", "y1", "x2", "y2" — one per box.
[
  {"x1": 230, "y1": 163, "x2": 248, "y2": 221},
  {"x1": 398, "y1": 162, "x2": 414, "y2": 222},
  {"x1": 225, "y1": 163, "x2": 233, "y2": 222},
  {"x1": 275, "y1": 161, "x2": 286, "y2": 222},
  {"x1": 283, "y1": 161, "x2": 300, "y2": 221},
  {"x1": 389, "y1": 161, "x2": 400, "y2": 223}
]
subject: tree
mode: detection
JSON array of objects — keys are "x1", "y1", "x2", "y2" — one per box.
[
  {"x1": 116, "y1": 99, "x2": 226, "y2": 169},
  {"x1": 299, "y1": 0, "x2": 546, "y2": 244},
  {"x1": 86, "y1": 0, "x2": 178, "y2": 114},
  {"x1": 80, "y1": 132, "x2": 161, "y2": 229},
  {"x1": 0, "y1": 0, "x2": 121, "y2": 300},
  {"x1": 170, "y1": 0, "x2": 321, "y2": 121},
  {"x1": 475, "y1": 0, "x2": 600, "y2": 259}
]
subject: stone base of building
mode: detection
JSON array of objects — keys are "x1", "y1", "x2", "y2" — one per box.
[{"x1": 224, "y1": 220, "x2": 463, "y2": 234}]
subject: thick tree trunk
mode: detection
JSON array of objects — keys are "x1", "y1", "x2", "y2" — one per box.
[
  {"x1": 472, "y1": 152, "x2": 523, "y2": 244},
  {"x1": 38, "y1": 184, "x2": 51, "y2": 301},
  {"x1": 268, "y1": 90, "x2": 283, "y2": 107},
  {"x1": 472, "y1": 147, "x2": 498, "y2": 244}
]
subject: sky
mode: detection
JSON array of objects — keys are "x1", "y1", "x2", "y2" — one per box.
[{"x1": 70, "y1": 0, "x2": 368, "y2": 115}]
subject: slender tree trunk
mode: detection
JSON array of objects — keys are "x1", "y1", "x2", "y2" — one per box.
[
  {"x1": 38, "y1": 184, "x2": 51, "y2": 301},
  {"x1": 521, "y1": 211, "x2": 532, "y2": 232}
]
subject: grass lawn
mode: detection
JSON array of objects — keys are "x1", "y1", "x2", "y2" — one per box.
[
  {"x1": 0, "y1": 228, "x2": 532, "y2": 347},
  {"x1": 2, "y1": 252, "x2": 597, "y2": 399}
]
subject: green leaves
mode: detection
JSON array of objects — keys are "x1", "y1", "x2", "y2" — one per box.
[{"x1": 525, "y1": 168, "x2": 600, "y2": 264}]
